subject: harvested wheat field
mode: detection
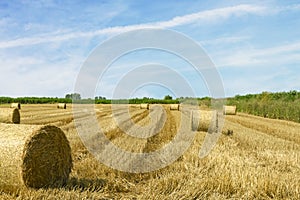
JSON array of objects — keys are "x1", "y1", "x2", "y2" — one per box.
[{"x1": 0, "y1": 104, "x2": 299, "y2": 199}]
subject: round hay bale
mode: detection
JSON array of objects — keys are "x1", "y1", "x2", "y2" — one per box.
[
  {"x1": 10, "y1": 102, "x2": 21, "y2": 110},
  {"x1": 169, "y1": 104, "x2": 180, "y2": 111},
  {"x1": 57, "y1": 103, "x2": 67, "y2": 109},
  {"x1": 0, "y1": 108, "x2": 20, "y2": 124},
  {"x1": 191, "y1": 110, "x2": 218, "y2": 132},
  {"x1": 0, "y1": 124, "x2": 72, "y2": 189},
  {"x1": 223, "y1": 105, "x2": 236, "y2": 115},
  {"x1": 140, "y1": 103, "x2": 149, "y2": 110}
]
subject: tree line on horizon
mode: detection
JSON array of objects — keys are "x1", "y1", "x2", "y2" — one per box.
[
  {"x1": 227, "y1": 90, "x2": 300, "y2": 123},
  {"x1": 1, "y1": 90, "x2": 299, "y2": 122},
  {"x1": 0, "y1": 93, "x2": 207, "y2": 105}
]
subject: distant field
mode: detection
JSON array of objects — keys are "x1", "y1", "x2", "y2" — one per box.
[{"x1": 0, "y1": 104, "x2": 299, "y2": 199}]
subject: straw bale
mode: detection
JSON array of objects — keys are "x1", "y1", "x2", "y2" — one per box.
[
  {"x1": 223, "y1": 105, "x2": 236, "y2": 115},
  {"x1": 191, "y1": 110, "x2": 218, "y2": 132},
  {"x1": 10, "y1": 103, "x2": 21, "y2": 109},
  {"x1": 57, "y1": 103, "x2": 67, "y2": 109},
  {"x1": 169, "y1": 104, "x2": 180, "y2": 111},
  {"x1": 140, "y1": 103, "x2": 149, "y2": 110},
  {"x1": 0, "y1": 124, "x2": 72, "y2": 189},
  {"x1": 0, "y1": 108, "x2": 20, "y2": 124}
]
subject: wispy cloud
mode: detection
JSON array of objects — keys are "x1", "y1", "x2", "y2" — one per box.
[
  {"x1": 200, "y1": 36, "x2": 251, "y2": 46},
  {"x1": 276, "y1": 4, "x2": 300, "y2": 12},
  {"x1": 1, "y1": 2, "x2": 300, "y2": 97},
  {"x1": 152, "y1": 4, "x2": 266, "y2": 27},
  {"x1": 215, "y1": 41, "x2": 300, "y2": 67},
  {"x1": 0, "y1": 18, "x2": 8, "y2": 27},
  {"x1": 0, "y1": 4, "x2": 266, "y2": 49},
  {"x1": 0, "y1": 52, "x2": 80, "y2": 97}
]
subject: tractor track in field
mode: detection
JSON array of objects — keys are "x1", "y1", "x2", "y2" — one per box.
[
  {"x1": 21, "y1": 105, "x2": 117, "y2": 126},
  {"x1": 75, "y1": 108, "x2": 151, "y2": 171},
  {"x1": 98, "y1": 106, "x2": 184, "y2": 172},
  {"x1": 142, "y1": 108, "x2": 179, "y2": 153},
  {"x1": 104, "y1": 108, "x2": 153, "y2": 154},
  {"x1": 111, "y1": 105, "x2": 171, "y2": 153},
  {"x1": 76, "y1": 107, "x2": 150, "y2": 149},
  {"x1": 20, "y1": 104, "x2": 112, "y2": 119},
  {"x1": 22, "y1": 111, "x2": 95, "y2": 125},
  {"x1": 104, "y1": 109, "x2": 151, "y2": 140},
  {"x1": 76, "y1": 105, "x2": 185, "y2": 172}
]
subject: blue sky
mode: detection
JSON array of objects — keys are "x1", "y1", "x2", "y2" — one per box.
[{"x1": 0, "y1": 0, "x2": 300, "y2": 98}]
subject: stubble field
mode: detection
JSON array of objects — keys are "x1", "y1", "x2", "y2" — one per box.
[{"x1": 0, "y1": 104, "x2": 299, "y2": 199}]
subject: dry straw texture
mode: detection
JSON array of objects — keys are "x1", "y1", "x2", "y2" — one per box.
[
  {"x1": 0, "y1": 108, "x2": 20, "y2": 124},
  {"x1": 223, "y1": 105, "x2": 237, "y2": 115},
  {"x1": 57, "y1": 103, "x2": 67, "y2": 109},
  {"x1": 191, "y1": 110, "x2": 217, "y2": 132},
  {"x1": 10, "y1": 103, "x2": 21, "y2": 110},
  {"x1": 140, "y1": 103, "x2": 149, "y2": 110},
  {"x1": 169, "y1": 104, "x2": 180, "y2": 110},
  {"x1": 0, "y1": 124, "x2": 72, "y2": 189}
]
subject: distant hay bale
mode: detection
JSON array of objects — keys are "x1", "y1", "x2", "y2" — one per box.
[
  {"x1": 10, "y1": 102, "x2": 21, "y2": 109},
  {"x1": 191, "y1": 110, "x2": 218, "y2": 132},
  {"x1": 0, "y1": 124, "x2": 72, "y2": 189},
  {"x1": 140, "y1": 103, "x2": 149, "y2": 110},
  {"x1": 57, "y1": 103, "x2": 67, "y2": 109},
  {"x1": 223, "y1": 105, "x2": 237, "y2": 115},
  {"x1": 169, "y1": 104, "x2": 180, "y2": 111},
  {"x1": 0, "y1": 108, "x2": 20, "y2": 124}
]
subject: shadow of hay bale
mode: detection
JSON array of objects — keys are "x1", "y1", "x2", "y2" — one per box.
[
  {"x1": 66, "y1": 177, "x2": 107, "y2": 192},
  {"x1": 222, "y1": 129, "x2": 233, "y2": 136}
]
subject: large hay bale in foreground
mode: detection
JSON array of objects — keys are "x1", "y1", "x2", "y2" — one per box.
[
  {"x1": 169, "y1": 104, "x2": 180, "y2": 111},
  {"x1": 10, "y1": 102, "x2": 21, "y2": 109},
  {"x1": 140, "y1": 103, "x2": 149, "y2": 110},
  {"x1": 223, "y1": 105, "x2": 236, "y2": 115},
  {"x1": 0, "y1": 108, "x2": 20, "y2": 124},
  {"x1": 57, "y1": 103, "x2": 67, "y2": 109},
  {"x1": 0, "y1": 124, "x2": 72, "y2": 189},
  {"x1": 191, "y1": 110, "x2": 218, "y2": 132}
]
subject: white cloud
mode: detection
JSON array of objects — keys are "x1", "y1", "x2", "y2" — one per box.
[{"x1": 0, "y1": 4, "x2": 266, "y2": 49}]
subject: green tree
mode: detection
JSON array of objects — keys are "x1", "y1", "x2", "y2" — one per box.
[
  {"x1": 164, "y1": 95, "x2": 172, "y2": 100},
  {"x1": 65, "y1": 93, "x2": 81, "y2": 100}
]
